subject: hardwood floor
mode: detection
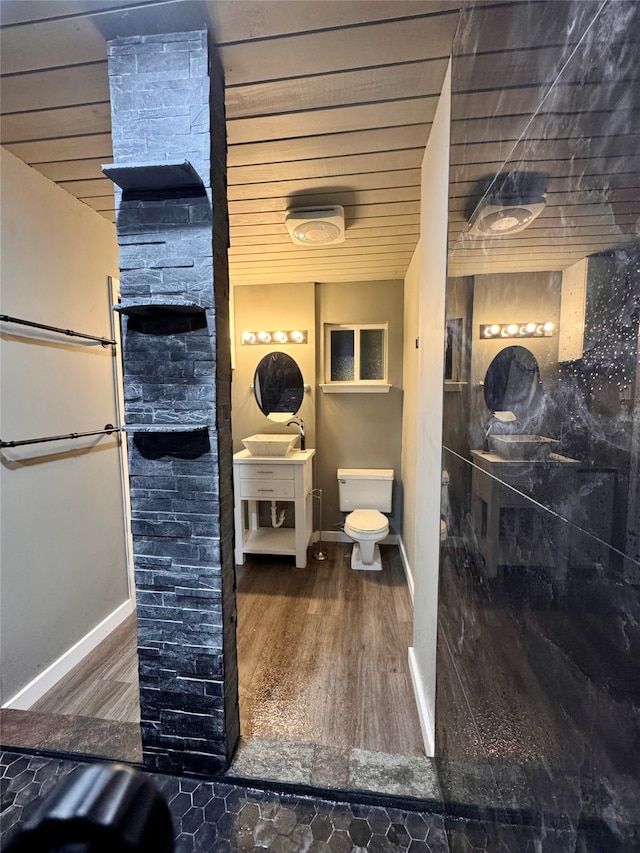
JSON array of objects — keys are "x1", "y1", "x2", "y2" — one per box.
[
  {"x1": 30, "y1": 613, "x2": 140, "y2": 724},
  {"x1": 236, "y1": 543, "x2": 425, "y2": 756},
  {"x1": 27, "y1": 543, "x2": 424, "y2": 758}
]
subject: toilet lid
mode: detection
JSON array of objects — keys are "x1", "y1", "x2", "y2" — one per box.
[{"x1": 346, "y1": 509, "x2": 388, "y2": 534}]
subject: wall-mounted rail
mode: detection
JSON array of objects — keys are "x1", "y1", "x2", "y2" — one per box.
[
  {"x1": 1, "y1": 424, "x2": 119, "y2": 449},
  {"x1": 0, "y1": 314, "x2": 116, "y2": 347}
]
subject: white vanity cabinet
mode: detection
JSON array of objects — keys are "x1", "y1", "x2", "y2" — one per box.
[{"x1": 233, "y1": 449, "x2": 315, "y2": 568}]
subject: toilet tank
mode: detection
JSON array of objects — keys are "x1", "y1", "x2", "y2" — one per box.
[{"x1": 337, "y1": 468, "x2": 394, "y2": 512}]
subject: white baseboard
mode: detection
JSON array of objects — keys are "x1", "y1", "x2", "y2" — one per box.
[
  {"x1": 408, "y1": 646, "x2": 435, "y2": 757},
  {"x1": 2, "y1": 598, "x2": 135, "y2": 710},
  {"x1": 398, "y1": 536, "x2": 414, "y2": 604}
]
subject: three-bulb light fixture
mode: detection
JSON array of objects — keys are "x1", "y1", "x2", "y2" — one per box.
[
  {"x1": 241, "y1": 329, "x2": 307, "y2": 345},
  {"x1": 481, "y1": 321, "x2": 555, "y2": 339}
]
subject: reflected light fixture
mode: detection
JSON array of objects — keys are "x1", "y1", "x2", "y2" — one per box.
[
  {"x1": 481, "y1": 322, "x2": 555, "y2": 339},
  {"x1": 469, "y1": 195, "x2": 546, "y2": 236},
  {"x1": 285, "y1": 206, "x2": 345, "y2": 246}
]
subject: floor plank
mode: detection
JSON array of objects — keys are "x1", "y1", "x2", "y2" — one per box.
[
  {"x1": 28, "y1": 544, "x2": 424, "y2": 757},
  {"x1": 30, "y1": 613, "x2": 140, "y2": 724},
  {"x1": 237, "y1": 543, "x2": 425, "y2": 756}
]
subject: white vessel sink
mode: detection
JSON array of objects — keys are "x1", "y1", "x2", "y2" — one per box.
[
  {"x1": 241, "y1": 434, "x2": 299, "y2": 456},
  {"x1": 490, "y1": 434, "x2": 559, "y2": 460}
]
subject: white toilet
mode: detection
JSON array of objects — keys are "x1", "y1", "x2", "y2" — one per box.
[{"x1": 337, "y1": 468, "x2": 394, "y2": 571}]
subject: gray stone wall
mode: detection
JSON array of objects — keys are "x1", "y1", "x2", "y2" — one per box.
[{"x1": 105, "y1": 30, "x2": 238, "y2": 776}]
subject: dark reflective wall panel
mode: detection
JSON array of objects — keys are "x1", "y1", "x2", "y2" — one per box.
[{"x1": 439, "y1": 0, "x2": 640, "y2": 842}]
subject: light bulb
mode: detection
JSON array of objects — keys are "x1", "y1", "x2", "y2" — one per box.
[
  {"x1": 274, "y1": 331, "x2": 288, "y2": 343},
  {"x1": 290, "y1": 330, "x2": 305, "y2": 343},
  {"x1": 544, "y1": 321, "x2": 554, "y2": 332},
  {"x1": 526, "y1": 323, "x2": 536, "y2": 333},
  {"x1": 490, "y1": 324, "x2": 500, "y2": 335},
  {"x1": 257, "y1": 330, "x2": 271, "y2": 343},
  {"x1": 242, "y1": 331, "x2": 256, "y2": 344}
]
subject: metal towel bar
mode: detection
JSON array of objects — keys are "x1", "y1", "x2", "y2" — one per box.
[
  {"x1": 0, "y1": 314, "x2": 116, "y2": 346},
  {"x1": 1, "y1": 424, "x2": 119, "y2": 449}
]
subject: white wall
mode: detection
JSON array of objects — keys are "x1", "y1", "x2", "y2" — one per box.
[
  {"x1": 407, "y1": 63, "x2": 451, "y2": 756},
  {"x1": 400, "y1": 247, "x2": 420, "y2": 592},
  {"x1": 0, "y1": 148, "x2": 130, "y2": 704}
]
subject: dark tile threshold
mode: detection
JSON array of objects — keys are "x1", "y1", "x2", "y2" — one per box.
[
  {"x1": 0, "y1": 709, "x2": 143, "y2": 765},
  {"x1": 3, "y1": 751, "x2": 640, "y2": 853},
  {"x1": 3, "y1": 717, "x2": 638, "y2": 835}
]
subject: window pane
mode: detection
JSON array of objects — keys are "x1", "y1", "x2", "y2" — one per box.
[
  {"x1": 330, "y1": 329, "x2": 354, "y2": 381},
  {"x1": 359, "y1": 328, "x2": 385, "y2": 379}
]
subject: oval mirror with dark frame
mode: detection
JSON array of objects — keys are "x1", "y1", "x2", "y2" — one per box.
[
  {"x1": 253, "y1": 351, "x2": 304, "y2": 422},
  {"x1": 483, "y1": 345, "x2": 540, "y2": 418}
]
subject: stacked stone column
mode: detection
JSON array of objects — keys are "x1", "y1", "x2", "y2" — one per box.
[{"x1": 104, "y1": 30, "x2": 238, "y2": 775}]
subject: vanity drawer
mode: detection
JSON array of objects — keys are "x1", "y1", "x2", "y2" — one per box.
[
  {"x1": 240, "y1": 479, "x2": 295, "y2": 499},
  {"x1": 238, "y1": 464, "x2": 295, "y2": 481}
]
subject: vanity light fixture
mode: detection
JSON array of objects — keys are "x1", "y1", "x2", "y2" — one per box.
[
  {"x1": 241, "y1": 329, "x2": 308, "y2": 345},
  {"x1": 481, "y1": 322, "x2": 555, "y2": 339}
]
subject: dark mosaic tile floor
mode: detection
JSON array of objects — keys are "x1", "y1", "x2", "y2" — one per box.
[{"x1": 3, "y1": 752, "x2": 639, "y2": 852}]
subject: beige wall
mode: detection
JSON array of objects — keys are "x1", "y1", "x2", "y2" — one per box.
[
  {"x1": 315, "y1": 279, "x2": 404, "y2": 533},
  {"x1": 231, "y1": 278, "x2": 404, "y2": 534},
  {"x1": 231, "y1": 282, "x2": 316, "y2": 453},
  {"x1": 409, "y1": 62, "x2": 451, "y2": 756},
  {"x1": 0, "y1": 148, "x2": 129, "y2": 704}
]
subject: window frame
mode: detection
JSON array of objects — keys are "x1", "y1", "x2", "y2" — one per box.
[{"x1": 321, "y1": 322, "x2": 391, "y2": 393}]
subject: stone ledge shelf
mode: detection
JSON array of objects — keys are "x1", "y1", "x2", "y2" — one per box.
[
  {"x1": 113, "y1": 298, "x2": 209, "y2": 317},
  {"x1": 122, "y1": 424, "x2": 209, "y2": 433},
  {"x1": 101, "y1": 160, "x2": 204, "y2": 192}
]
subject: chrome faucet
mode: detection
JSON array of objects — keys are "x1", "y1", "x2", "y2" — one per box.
[
  {"x1": 483, "y1": 416, "x2": 499, "y2": 452},
  {"x1": 483, "y1": 410, "x2": 517, "y2": 452},
  {"x1": 286, "y1": 416, "x2": 305, "y2": 450}
]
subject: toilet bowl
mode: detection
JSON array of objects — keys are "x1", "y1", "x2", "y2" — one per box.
[
  {"x1": 344, "y1": 508, "x2": 389, "y2": 570},
  {"x1": 337, "y1": 468, "x2": 393, "y2": 571}
]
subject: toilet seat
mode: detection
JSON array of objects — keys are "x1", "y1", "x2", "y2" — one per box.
[{"x1": 345, "y1": 509, "x2": 388, "y2": 537}]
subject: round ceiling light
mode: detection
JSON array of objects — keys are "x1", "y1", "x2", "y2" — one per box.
[
  {"x1": 292, "y1": 219, "x2": 343, "y2": 244},
  {"x1": 469, "y1": 197, "x2": 546, "y2": 236},
  {"x1": 285, "y1": 206, "x2": 345, "y2": 246}
]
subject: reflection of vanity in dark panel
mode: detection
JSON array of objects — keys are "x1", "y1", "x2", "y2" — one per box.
[{"x1": 470, "y1": 450, "x2": 615, "y2": 578}]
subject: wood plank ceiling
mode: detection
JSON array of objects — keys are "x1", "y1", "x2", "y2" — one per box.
[
  {"x1": 1, "y1": 0, "x2": 638, "y2": 284},
  {"x1": 0, "y1": 0, "x2": 459, "y2": 287}
]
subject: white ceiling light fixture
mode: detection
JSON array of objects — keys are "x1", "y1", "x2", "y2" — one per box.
[
  {"x1": 469, "y1": 195, "x2": 546, "y2": 237},
  {"x1": 285, "y1": 205, "x2": 345, "y2": 246}
]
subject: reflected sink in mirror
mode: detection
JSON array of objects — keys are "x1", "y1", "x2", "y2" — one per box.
[
  {"x1": 241, "y1": 434, "x2": 299, "y2": 456},
  {"x1": 489, "y1": 434, "x2": 559, "y2": 460}
]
